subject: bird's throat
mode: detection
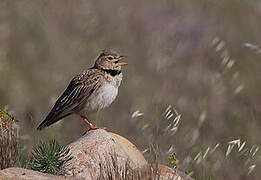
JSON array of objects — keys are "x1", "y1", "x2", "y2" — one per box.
[{"x1": 102, "y1": 69, "x2": 122, "y2": 77}]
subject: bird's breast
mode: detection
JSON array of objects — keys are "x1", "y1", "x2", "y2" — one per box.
[
  {"x1": 94, "y1": 83, "x2": 119, "y2": 108},
  {"x1": 79, "y1": 82, "x2": 119, "y2": 115}
]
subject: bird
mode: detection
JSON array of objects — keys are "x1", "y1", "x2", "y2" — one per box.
[{"x1": 37, "y1": 49, "x2": 127, "y2": 131}]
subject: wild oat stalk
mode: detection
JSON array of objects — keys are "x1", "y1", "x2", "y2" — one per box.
[
  {"x1": 29, "y1": 139, "x2": 72, "y2": 175},
  {"x1": 211, "y1": 36, "x2": 244, "y2": 95}
]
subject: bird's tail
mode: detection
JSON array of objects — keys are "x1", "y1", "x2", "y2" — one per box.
[{"x1": 37, "y1": 111, "x2": 70, "y2": 130}]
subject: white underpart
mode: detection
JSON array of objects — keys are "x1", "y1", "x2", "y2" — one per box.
[
  {"x1": 78, "y1": 73, "x2": 122, "y2": 116},
  {"x1": 79, "y1": 82, "x2": 119, "y2": 115},
  {"x1": 94, "y1": 83, "x2": 118, "y2": 108}
]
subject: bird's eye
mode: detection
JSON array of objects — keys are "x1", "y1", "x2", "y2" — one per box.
[{"x1": 107, "y1": 56, "x2": 114, "y2": 60}]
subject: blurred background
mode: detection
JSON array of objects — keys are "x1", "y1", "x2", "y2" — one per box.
[{"x1": 1, "y1": 0, "x2": 261, "y2": 179}]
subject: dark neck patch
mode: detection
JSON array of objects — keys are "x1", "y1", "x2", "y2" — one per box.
[{"x1": 102, "y1": 69, "x2": 121, "y2": 76}]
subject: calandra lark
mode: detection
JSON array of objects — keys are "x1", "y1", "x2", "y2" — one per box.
[{"x1": 37, "y1": 49, "x2": 127, "y2": 131}]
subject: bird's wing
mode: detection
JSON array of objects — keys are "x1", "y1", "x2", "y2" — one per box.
[{"x1": 37, "y1": 70, "x2": 103, "y2": 130}]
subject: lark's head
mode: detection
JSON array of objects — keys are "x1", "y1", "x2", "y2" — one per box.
[{"x1": 94, "y1": 49, "x2": 127, "y2": 72}]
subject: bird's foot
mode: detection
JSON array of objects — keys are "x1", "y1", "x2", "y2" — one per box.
[
  {"x1": 89, "y1": 125, "x2": 106, "y2": 131},
  {"x1": 86, "y1": 126, "x2": 106, "y2": 133},
  {"x1": 80, "y1": 115, "x2": 106, "y2": 133},
  {"x1": 81, "y1": 126, "x2": 106, "y2": 136}
]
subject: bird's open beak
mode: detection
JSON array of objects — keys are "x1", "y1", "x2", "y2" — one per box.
[{"x1": 115, "y1": 55, "x2": 127, "y2": 66}]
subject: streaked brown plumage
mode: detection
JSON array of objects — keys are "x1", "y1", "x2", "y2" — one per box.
[{"x1": 37, "y1": 49, "x2": 127, "y2": 131}]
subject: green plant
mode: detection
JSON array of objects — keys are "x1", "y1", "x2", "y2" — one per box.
[
  {"x1": 0, "y1": 108, "x2": 19, "y2": 170},
  {"x1": 168, "y1": 153, "x2": 179, "y2": 169},
  {"x1": 16, "y1": 143, "x2": 28, "y2": 168},
  {"x1": 29, "y1": 139, "x2": 72, "y2": 175}
]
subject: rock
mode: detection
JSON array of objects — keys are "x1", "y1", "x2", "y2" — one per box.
[
  {"x1": 0, "y1": 167, "x2": 79, "y2": 180},
  {"x1": 108, "y1": 132, "x2": 147, "y2": 167},
  {"x1": 63, "y1": 129, "x2": 193, "y2": 180},
  {"x1": 0, "y1": 130, "x2": 193, "y2": 180},
  {"x1": 63, "y1": 129, "x2": 148, "y2": 179},
  {"x1": 133, "y1": 164, "x2": 194, "y2": 180}
]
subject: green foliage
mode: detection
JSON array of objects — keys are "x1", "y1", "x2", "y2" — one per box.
[
  {"x1": 29, "y1": 139, "x2": 72, "y2": 175},
  {"x1": 0, "y1": 108, "x2": 18, "y2": 132},
  {"x1": 16, "y1": 143, "x2": 28, "y2": 168},
  {"x1": 168, "y1": 153, "x2": 179, "y2": 169},
  {"x1": 0, "y1": 108, "x2": 18, "y2": 170},
  {"x1": 192, "y1": 168, "x2": 214, "y2": 180}
]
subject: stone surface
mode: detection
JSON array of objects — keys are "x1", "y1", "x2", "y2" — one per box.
[
  {"x1": 157, "y1": 164, "x2": 193, "y2": 180},
  {"x1": 108, "y1": 132, "x2": 147, "y2": 167},
  {"x1": 0, "y1": 167, "x2": 79, "y2": 180},
  {"x1": 0, "y1": 130, "x2": 194, "y2": 180},
  {"x1": 63, "y1": 129, "x2": 148, "y2": 179},
  {"x1": 134, "y1": 164, "x2": 194, "y2": 180}
]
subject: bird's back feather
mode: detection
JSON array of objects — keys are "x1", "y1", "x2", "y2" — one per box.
[{"x1": 37, "y1": 69, "x2": 103, "y2": 130}]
